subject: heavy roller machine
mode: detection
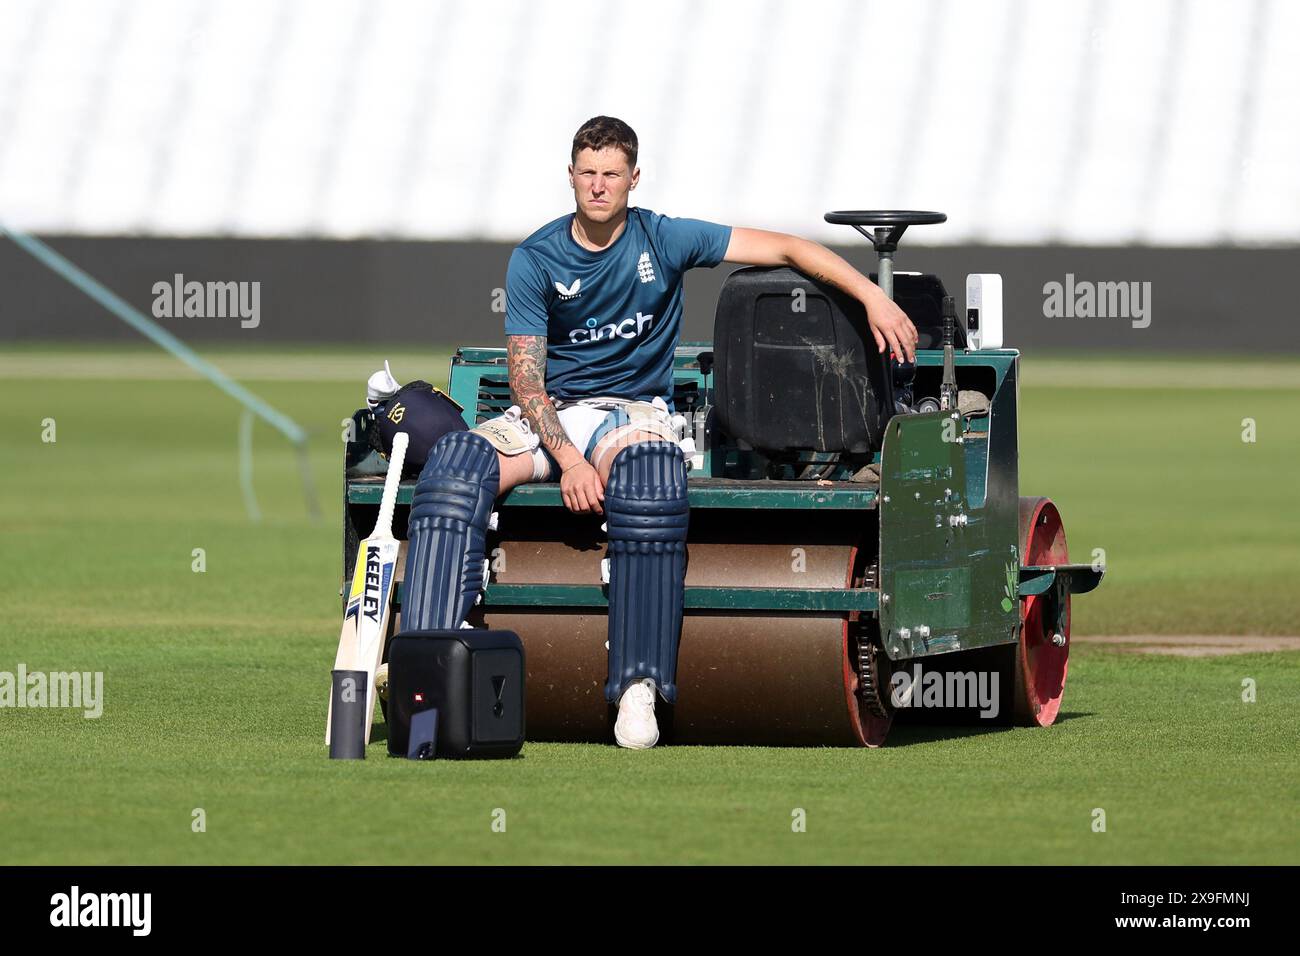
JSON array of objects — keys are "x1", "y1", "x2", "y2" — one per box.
[{"x1": 342, "y1": 211, "x2": 1104, "y2": 746}]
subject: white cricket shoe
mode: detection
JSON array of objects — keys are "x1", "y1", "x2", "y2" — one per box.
[{"x1": 614, "y1": 678, "x2": 659, "y2": 750}]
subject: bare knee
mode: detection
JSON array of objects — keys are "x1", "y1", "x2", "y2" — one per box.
[
  {"x1": 497, "y1": 449, "x2": 538, "y2": 494},
  {"x1": 420, "y1": 432, "x2": 536, "y2": 496},
  {"x1": 594, "y1": 430, "x2": 665, "y2": 483},
  {"x1": 457, "y1": 409, "x2": 549, "y2": 494}
]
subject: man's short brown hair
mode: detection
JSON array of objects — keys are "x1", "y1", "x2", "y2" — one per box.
[{"x1": 571, "y1": 116, "x2": 638, "y2": 168}]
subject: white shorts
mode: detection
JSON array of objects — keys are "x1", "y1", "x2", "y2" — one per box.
[
  {"x1": 474, "y1": 398, "x2": 685, "y2": 481},
  {"x1": 557, "y1": 404, "x2": 615, "y2": 458}
]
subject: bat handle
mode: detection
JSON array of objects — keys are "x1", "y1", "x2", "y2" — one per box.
[{"x1": 375, "y1": 431, "x2": 409, "y2": 535}]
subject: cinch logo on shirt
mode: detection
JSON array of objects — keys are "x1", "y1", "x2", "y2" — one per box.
[
  {"x1": 555, "y1": 279, "x2": 582, "y2": 300},
  {"x1": 569, "y1": 311, "x2": 655, "y2": 344}
]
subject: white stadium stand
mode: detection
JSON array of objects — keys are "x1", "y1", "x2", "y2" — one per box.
[{"x1": 0, "y1": 0, "x2": 1294, "y2": 244}]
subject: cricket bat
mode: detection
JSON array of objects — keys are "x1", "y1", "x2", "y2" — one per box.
[{"x1": 326, "y1": 430, "x2": 409, "y2": 750}]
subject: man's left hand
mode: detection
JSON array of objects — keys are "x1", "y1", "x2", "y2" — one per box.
[{"x1": 862, "y1": 287, "x2": 919, "y2": 363}]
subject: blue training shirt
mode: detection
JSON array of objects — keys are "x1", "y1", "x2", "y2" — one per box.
[{"x1": 504, "y1": 207, "x2": 732, "y2": 406}]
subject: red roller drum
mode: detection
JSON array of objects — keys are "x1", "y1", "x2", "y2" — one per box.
[{"x1": 1015, "y1": 496, "x2": 1071, "y2": 726}]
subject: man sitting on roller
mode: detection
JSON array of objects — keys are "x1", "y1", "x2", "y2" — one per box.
[{"x1": 402, "y1": 115, "x2": 916, "y2": 749}]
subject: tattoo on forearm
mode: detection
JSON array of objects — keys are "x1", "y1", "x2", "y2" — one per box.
[{"x1": 507, "y1": 335, "x2": 575, "y2": 455}]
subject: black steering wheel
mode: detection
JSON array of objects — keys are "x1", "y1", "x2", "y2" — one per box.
[{"x1": 824, "y1": 210, "x2": 946, "y2": 252}]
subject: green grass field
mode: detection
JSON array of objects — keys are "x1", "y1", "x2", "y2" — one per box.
[{"x1": 2, "y1": 346, "x2": 1297, "y2": 864}]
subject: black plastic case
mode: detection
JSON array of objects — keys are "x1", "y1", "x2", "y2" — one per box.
[{"x1": 386, "y1": 628, "x2": 525, "y2": 758}]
